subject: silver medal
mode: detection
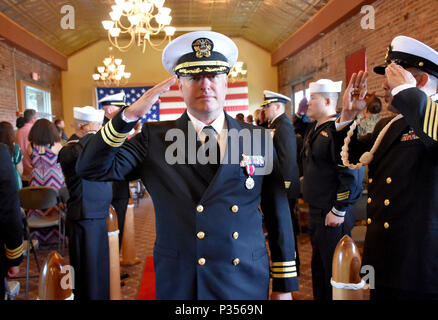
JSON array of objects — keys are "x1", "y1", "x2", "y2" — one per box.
[{"x1": 245, "y1": 176, "x2": 255, "y2": 189}]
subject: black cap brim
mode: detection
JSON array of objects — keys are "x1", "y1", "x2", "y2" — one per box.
[{"x1": 373, "y1": 65, "x2": 387, "y2": 75}]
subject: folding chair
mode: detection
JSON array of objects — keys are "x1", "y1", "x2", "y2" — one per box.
[
  {"x1": 18, "y1": 186, "x2": 64, "y2": 252},
  {"x1": 18, "y1": 186, "x2": 65, "y2": 299}
]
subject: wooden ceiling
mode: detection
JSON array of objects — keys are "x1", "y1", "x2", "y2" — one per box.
[{"x1": 0, "y1": 0, "x2": 329, "y2": 57}]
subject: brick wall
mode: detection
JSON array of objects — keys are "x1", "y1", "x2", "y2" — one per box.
[
  {"x1": 278, "y1": 0, "x2": 438, "y2": 116},
  {"x1": 0, "y1": 41, "x2": 62, "y2": 127}
]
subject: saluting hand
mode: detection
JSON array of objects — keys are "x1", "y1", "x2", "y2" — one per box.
[
  {"x1": 124, "y1": 76, "x2": 177, "y2": 121},
  {"x1": 385, "y1": 62, "x2": 417, "y2": 91},
  {"x1": 340, "y1": 71, "x2": 368, "y2": 122}
]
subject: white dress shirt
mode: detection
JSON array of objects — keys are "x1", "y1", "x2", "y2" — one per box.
[{"x1": 186, "y1": 110, "x2": 228, "y2": 162}]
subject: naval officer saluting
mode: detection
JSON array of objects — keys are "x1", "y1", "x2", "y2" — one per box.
[
  {"x1": 77, "y1": 31, "x2": 298, "y2": 300},
  {"x1": 340, "y1": 35, "x2": 438, "y2": 299}
]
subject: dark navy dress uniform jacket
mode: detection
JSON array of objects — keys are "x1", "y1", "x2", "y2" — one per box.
[
  {"x1": 270, "y1": 113, "x2": 300, "y2": 199},
  {"x1": 76, "y1": 110, "x2": 298, "y2": 300}
]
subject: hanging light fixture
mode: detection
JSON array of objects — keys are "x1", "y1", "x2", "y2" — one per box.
[
  {"x1": 92, "y1": 47, "x2": 132, "y2": 87},
  {"x1": 102, "y1": 0, "x2": 176, "y2": 53},
  {"x1": 228, "y1": 61, "x2": 247, "y2": 82}
]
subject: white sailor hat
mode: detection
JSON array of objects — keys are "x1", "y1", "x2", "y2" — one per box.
[
  {"x1": 374, "y1": 35, "x2": 438, "y2": 78},
  {"x1": 73, "y1": 106, "x2": 104, "y2": 122},
  {"x1": 262, "y1": 90, "x2": 291, "y2": 107},
  {"x1": 98, "y1": 91, "x2": 126, "y2": 107},
  {"x1": 309, "y1": 79, "x2": 343, "y2": 94},
  {"x1": 162, "y1": 31, "x2": 238, "y2": 76}
]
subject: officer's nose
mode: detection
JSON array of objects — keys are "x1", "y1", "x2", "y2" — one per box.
[{"x1": 199, "y1": 76, "x2": 213, "y2": 90}]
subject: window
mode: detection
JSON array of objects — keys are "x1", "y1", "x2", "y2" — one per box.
[
  {"x1": 291, "y1": 77, "x2": 312, "y2": 114},
  {"x1": 17, "y1": 80, "x2": 52, "y2": 120}
]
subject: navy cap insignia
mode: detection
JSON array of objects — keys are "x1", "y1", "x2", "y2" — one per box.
[{"x1": 192, "y1": 38, "x2": 213, "y2": 59}]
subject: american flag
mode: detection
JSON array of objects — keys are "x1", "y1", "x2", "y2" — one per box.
[
  {"x1": 95, "y1": 81, "x2": 249, "y2": 122},
  {"x1": 159, "y1": 81, "x2": 249, "y2": 121},
  {"x1": 96, "y1": 86, "x2": 159, "y2": 122}
]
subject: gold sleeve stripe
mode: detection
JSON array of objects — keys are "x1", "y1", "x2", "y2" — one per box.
[
  {"x1": 271, "y1": 261, "x2": 296, "y2": 267},
  {"x1": 270, "y1": 272, "x2": 297, "y2": 278},
  {"x1": 428, "y1": 100, "x2": 436, "y2": 138},
  {"x1": 337, "y1": 164, "x2": 346, "y2": 168},
  {"x1": 104, "y1": 125, "x2": 126, "y2": 143},
  {"x1": 432, "y1": 101, "x2": 438, "y2": 141},
  {"x1": 337, "y1": 194, "x2": 350, "y2": 200},
  {"x1": 5, "y1": 243, "x2": 23, "y2": 259},
  {"x1": 101, "y1": 129, "x2": 124, "y2": 147},
  {"x1": 337, "y1": 191, "x2": 350, "y2": 196},
  {"x1": 5, "y1": 243, "x2": 23, "y2": 254},
  {"x1": 108, "y1": 119, "x2": 130, "y2": 139},
  {"x1": 104, "y1": 123, "x2": 128, "y2": 142},
  {"x1": 6, "y1": 251, "x2": 23, "y2": 260},
  {"x1": 424, "y1": 96, "x2": 432, "y2": 135},
  {"x1": 271, "y1": 266, "x2": 296, "y2": 272}
]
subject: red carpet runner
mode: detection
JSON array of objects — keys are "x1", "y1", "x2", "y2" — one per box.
[{"x1": 137, "y1": 256, "x2": 156, "y2": 300}]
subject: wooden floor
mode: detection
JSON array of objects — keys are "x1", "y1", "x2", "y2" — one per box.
[{"x1": 12, "y1": 195, "x2": 315, "y2": 300}]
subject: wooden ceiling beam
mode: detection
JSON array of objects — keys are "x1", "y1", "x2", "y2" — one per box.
[
  {"x1": 271, "y1": 0, "x2": 376, "y2": 66},
  {"x1": 0, "y1": 11, "x2": 67, "y2": 70}
]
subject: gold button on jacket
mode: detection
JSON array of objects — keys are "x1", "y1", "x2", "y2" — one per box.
[
  {"x1": 232, "y1": 258, "x2": 240, "y2": 266},
  {"x1": 368, "y1": 178, "x2": 373, "y2": 184},
  {"x1": 386, "y1": 177, "x2": 392, "y2": 184},
  {"x1": 232, "y1": 232, "x2": 239, "y2": 239},
  {"x1": 231, "y1": 205, "x2": 239, "y2": 213},
  {"x1": 198, "y1": 258, "x2": 206, "y2": 265},
  {"x1": 197, "y1": 231, "x2": 205, "y2": 239},
  {"x1": 367, "y1": 218, "x2": 372, "y2": 224},
  {"x1": 196, "y1": 205, "x2": 204, "y2": 213},
  {"x1": 368, "y1": 197, "x2": 372, "y2": 204},
  {"x1": 384, "y1": 222, "x2": 389, "y2": 229},
  {"x1": 384, "y1": 199, "x2": 390, "y2": 206}
]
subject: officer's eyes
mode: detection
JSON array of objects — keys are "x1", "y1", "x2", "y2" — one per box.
[{"x1": 185, "y1": 75, "x2": 220, "y2": 82}]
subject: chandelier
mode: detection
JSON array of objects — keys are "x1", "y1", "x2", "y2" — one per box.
[
  {"x1": 228, "y1": 61, "x2": 247, "y2": 82},
  {"x1": 92, "y1": 47, "x2": 132, "y2": 87},
  {"x1": 102, "y1": 0, "x2": 176, "y2": 53}
]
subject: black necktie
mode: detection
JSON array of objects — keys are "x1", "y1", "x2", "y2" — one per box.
[{"x1": 201, "y1": 125, "x2": 220, "y2": 172}]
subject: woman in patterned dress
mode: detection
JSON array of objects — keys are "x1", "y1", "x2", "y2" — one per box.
[{"x1": 27, "y1": 119, "x2": 65, "y2": 246}]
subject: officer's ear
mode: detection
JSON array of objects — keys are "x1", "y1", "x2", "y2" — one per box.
[{"x1": 415, "y1": 72, "x2": 429, "y2": 89}]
